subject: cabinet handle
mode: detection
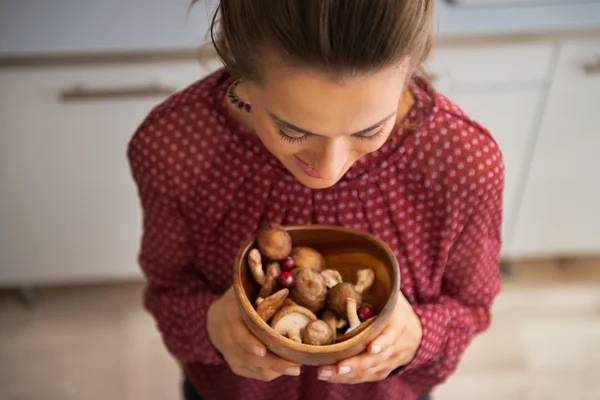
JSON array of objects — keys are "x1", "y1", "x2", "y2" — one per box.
[
  {"x1": 582, "y1": 57, "x2": 600, "y2": 75},
  {"x1": 59, "y1": 82, "x2": 177, "y2": 102}
]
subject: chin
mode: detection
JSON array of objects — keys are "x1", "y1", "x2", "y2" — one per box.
[{"x1": 293, "y1": 174, "x2": 341, "y2": 190}]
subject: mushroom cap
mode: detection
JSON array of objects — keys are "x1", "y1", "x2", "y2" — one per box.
[
  {"x1": 256, "y1": 288, "x2": 289, "y2": 322},
  {"x1": 257, "y1": 223, "x2": 292, "y2": 261},
  {"x1": 327, "y1": 282, "x2": 362, "y2": 317},
  {"x1": 302, "y1": 320, "x2": 335, "y2": 346},
  {"x1": 270, "y1": 305, "x2": 317, "y2": 337},
  {"x1": 291, "y1": 247, "x2": 326, "y2": 272},
  {"x1": 321, "y1": 269, "x2": 343, "y2": 289},
  {"x1": 290, "y1": 268, "x2": 328, "y2": 313}
]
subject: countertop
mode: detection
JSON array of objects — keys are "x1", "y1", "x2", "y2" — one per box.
[{"x1": 1, "y1": 0, "x2": 600, "y2": 57}]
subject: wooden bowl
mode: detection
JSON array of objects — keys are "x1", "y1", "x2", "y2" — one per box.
[{"x1": 233, "y1": 225, "x2": 400, "y2": 366}]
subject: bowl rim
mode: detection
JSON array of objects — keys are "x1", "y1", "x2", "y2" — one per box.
[{"x1": 233, "y1": 224, "x2": 401, "y2": 353}]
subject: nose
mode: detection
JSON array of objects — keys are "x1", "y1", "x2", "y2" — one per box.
[{"x1": 313, "y1": 138, "x2": 350, "y2": 180}]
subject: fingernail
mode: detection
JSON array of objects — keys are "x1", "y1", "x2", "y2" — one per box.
[
  {"x1": 338, "y1": 366, "x2": 352, "y2": 375},
  {"x1": 318, "y1": 369, "x2": 333, "y2": 380},
  {"x1": 370, "y1": 345, "x2": 382, "y2": 354},
  {"x1": 285, "y1": 367, "x2": 301, "y2": 376},
  {"x1": 252, "y1": 346, "x2": 266, "y2": 357}
]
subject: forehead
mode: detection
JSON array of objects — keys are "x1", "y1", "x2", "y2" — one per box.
[{"x1": 256, "y1": 63, "x2": 408, "y2": 135}]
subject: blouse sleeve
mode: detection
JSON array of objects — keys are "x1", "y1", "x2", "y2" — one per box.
[
  {"x1": 127, "y1": 123, "x2": 225, "y2": 366},
  {"x1": 396, "y1": 133, "x2": 504, "y2": 391}
]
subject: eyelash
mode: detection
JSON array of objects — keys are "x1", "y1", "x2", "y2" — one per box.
[{"x1": 277, "y1": 128, "x2": 384, "y2": 144}]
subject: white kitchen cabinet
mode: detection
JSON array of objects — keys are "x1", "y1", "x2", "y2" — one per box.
[
  {"x1": 428, "y1": 42, "x2": 553, "y2": 258},
  {"x1": 447, "y1": 90, "x2": 544, "y2": 258},
  {"x1": 0, "y1": 60, "x2": 218, "y2": 285},
  {"x1": 511, "y1": 39, "x2": 600, "y2": 257}
]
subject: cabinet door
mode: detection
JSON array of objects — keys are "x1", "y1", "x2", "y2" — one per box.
[
  {"x1": 0, "y1": 61, "x2": 216, "y2": 285},
  {"x1": 448, "y1": 90, "x2": 543, "y2": 258},
  {"x1": 511, "y1": 39, "x2": 600, "y2": 257}
]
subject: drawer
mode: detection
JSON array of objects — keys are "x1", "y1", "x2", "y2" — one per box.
[
  {"x1": 426, "y1": 41, "x2": 555, "y2": 89},
  {"x1": 0, "y1": 60, "x2": 219, "y2": 284}
]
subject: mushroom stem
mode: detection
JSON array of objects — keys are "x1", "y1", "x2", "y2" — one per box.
[
  {"x1": 337, "y1": 318, "x2": 348, "y2": 330},
  {"x1": 258, "y1": 262, "x2": 281, "y2": 298},
  {"x1": 353, "y1": 268, "x2": 375, "y2": 294},
  {"x1": 248, "y1": 249, "x2": 266, "y2": 285},
  {"x1": 287, "y1": 326, "x2": 302, "y2": 343},
  {"x1": 346, "y1": 298, "x2": 361, "y2": 333}
]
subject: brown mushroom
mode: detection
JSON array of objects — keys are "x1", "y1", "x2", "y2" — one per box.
[
  {"x1": 256, "y1": 288, "x2": 289, "y2": 322},
  {"x1": 326, "y1": 268, "x2": 376, "y2": 318},
  {"x1": 270, "y1": 304, "x2": 317, "y2": 343},
  {"x1": 291, "y1": 247, "x2": 326, "y2": 272},
  {"x1": 290, "y1": 268, "x2": 328, "y2": 313},
  {"x1": 327, "y1": 282, "x2": 362, "y2": 318},
  {"x1": 257, "y1": 223, "x2": 292, "y2": 261},
  {"x1": 247, "y1": 248, "x2": 265, "y2": 286},
  {"x1": 302, "y1": 320, "x2": 335, "y2": 345},
  {"x1": 258, "y1": 262, "x2": 281, "y2": 300},
  {"x1": 321, "y1": 269, "x2": 343, "y2": 289},
  {"x1": 321, "y1": 309, "x2": 347, "y2": 340}
]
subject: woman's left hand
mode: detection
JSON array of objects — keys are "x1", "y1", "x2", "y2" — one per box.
[{"x1": 317, "y1": 291, "x2": 423, "y2": 384}]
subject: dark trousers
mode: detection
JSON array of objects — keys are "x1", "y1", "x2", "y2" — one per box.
[{"x1": 183, "y1": 380, "x2": 431, "y2": 400}]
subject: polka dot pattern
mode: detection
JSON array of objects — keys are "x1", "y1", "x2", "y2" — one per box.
[{"x1": 127, "y1": 70, "x2": 504, "y2": 400}]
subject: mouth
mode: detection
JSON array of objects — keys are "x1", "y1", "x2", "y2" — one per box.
[{"x1": 294, "y1": 155, "x2": 322, "y2": 179}]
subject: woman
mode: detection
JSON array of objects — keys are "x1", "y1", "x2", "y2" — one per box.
[{"x1": 127, "y1": 1, "x2": 504, "y2": 399}]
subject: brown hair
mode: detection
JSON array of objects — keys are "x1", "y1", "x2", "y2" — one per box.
[{"x1": 206, "y1": 0, "x2": 434, "y2": 83}]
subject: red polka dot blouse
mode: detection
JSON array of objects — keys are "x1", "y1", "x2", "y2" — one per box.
[{"x1": 127, "y1": 69, "x2": 504, "y2": 400}]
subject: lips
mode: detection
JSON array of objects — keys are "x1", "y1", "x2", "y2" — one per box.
[{"x1": 295, "y1": 156, "x2": 321, "y2": 179}]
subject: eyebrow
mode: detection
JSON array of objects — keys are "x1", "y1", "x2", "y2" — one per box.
[{"x1": 268, "y1": 111, "x2": 397, "y2": 137}]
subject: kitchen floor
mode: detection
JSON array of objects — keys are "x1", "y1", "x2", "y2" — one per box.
[{"x1": 1, "y1": 258, "x2": 600, "y2": 400}]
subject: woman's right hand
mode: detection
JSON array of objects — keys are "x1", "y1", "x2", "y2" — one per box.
[{"x1": 207, "y1": 286, "x2": 302, "y2": 381}]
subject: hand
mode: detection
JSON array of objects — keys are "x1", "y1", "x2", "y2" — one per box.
[
  {"x1": 317, "y1": 291, "x2": 423, "y2": 384},
  {"x1": 207, "y1": 286, "x2": 302, "y2": 381}
]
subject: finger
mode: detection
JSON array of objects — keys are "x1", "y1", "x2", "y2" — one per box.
[
  {"x1": 251, "y1": 351, "x2": 302, "y2": 377},
  {"x1": 231, "y1": 365, "x2": 281, "y2": 382},
  {"x1": 321, "y1": 346, "x2": 395, "y2": 384},
  {"x1": 367, "y1": 324, "x2": 401, "y2": 355},
  {"x1": 233, "y1": 324, "x2": 267, "y2": 357}
]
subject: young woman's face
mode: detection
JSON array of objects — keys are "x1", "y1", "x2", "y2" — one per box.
[{"x1": 244, "y1": 65, "x2": 408, "y2": 189}]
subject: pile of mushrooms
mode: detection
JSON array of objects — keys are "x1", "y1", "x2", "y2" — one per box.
[{"x1": 248, "y1": 223, "x2": 377, "y2": 345}]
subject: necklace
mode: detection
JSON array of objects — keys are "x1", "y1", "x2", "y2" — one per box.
[{"x1": 227, "y1": 79, "x2": 252, "y2": 113}]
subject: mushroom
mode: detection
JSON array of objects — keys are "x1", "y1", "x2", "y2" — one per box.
[
  {"x1": 321, "y1": 309, "x2": 348, "y2": 340},
  {"x1": 291, "y1": 247, "x2": 326, "y2": 272},
  {"x1": 327, "y1": 282, "x2": 362, "y2": 318},
  {"x1": 353, "y1": 268, "x2": 375, "y2": 294},
  {"x1": 302, "y1": 320, "x2": 335, "y2": 345},
  {"x1": 327, "y1": 268, "x2": 375, "y2": 318},
  {"x1": 257, "y1": 223, "x2": 292, "y2": 261},
  {"x1": 247, "y1": 248, "x2": 265, "y2": 286},
  {"x1": 345, "y1": 297, "x2": 362, "y2": 333},
  {"x1": 321, "y1": 269, "x2": 343, "y2": 289},
  {"x1": 290, "y1": 268, "x2": 328, "y2": 313},
  {"x1": 258, "y1": 262, "x2": 281, "y2": 300},
  {"x1": 270, "y1": 304, "x2": 317, "y2": 343},
  {"x1": 256, "y1": 288, "x2": 289, "y2": 322}
]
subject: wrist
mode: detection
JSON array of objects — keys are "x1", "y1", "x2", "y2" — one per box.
[{"x1": 206, "y1": 296, "x2": 222, "y2": 350}]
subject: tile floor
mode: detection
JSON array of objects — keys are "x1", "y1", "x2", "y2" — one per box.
[{"x1": 1, "y1": 258, "x2": 599, "y2": 400}]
